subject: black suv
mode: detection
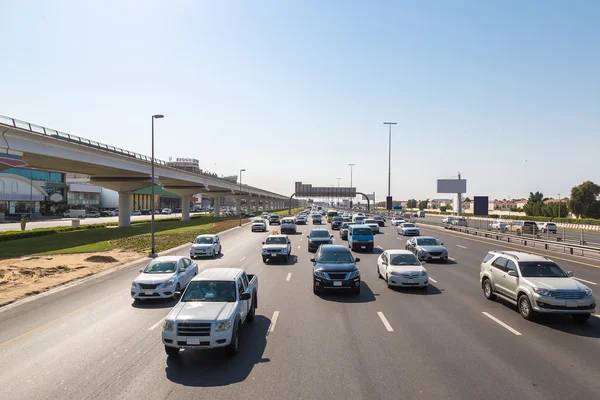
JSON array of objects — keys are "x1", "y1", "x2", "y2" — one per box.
[
  {"x1": 312, "y1": 245, "x2": 361, "y2": 294},
  {"x1": 269, "y1": 215, "x2": 281, "y2": 225}
]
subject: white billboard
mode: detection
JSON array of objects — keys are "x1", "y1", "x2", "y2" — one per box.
[{"x1": 437, "y1": 179, "x2": 467, "y2": 194}]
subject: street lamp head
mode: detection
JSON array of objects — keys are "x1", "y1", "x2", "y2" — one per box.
[
  {"x1": 240, "y1": 169, "x2": 246, "y2": 172},
  {"x1": 153, "y1": 114, "x2": 164, "y2": 119},
  {"x1": 383, "y1": 122, "x2": 397, "y2": 125}
]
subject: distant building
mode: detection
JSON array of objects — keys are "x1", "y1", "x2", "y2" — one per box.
[
  {"x1": 0, "y1": 168, "x2": 66, "y2": 217},
  {"x1": 167, "y1": 157, "x2": 238, "y2": 182}
]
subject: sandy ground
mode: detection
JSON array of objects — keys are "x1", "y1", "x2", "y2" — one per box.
[{"x1": 0, "y1": 251, "x2": 142, "y2": 307}]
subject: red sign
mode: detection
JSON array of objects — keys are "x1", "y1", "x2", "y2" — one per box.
[{"x1": 0, "y1": 154, "x2": 28, "y2": 168}]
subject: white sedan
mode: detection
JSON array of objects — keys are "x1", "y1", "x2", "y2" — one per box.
[
  {"x1": 190, "y1": 234, "x2": 222, "y2": 258},
  {"x1": 397, "y1": 222, "x2": 420, "y2": 236},
  {"x1": 131, "y1": 256, "x2": 198, "y2": 300},
  {"x1": 377, "y1": 250, "x2": 428, "y2": 289},
  {"x1": 391, "y1": 217, "x2": 405, "y2": 226}
]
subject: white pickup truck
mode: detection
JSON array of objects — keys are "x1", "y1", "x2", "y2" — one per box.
[{"x1": 162, "y1": 268, "x2": 258, "y2": 356}]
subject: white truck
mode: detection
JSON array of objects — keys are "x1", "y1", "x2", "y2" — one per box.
[{"x1": 162, "y1": 268, "x2": 258, "y2": 357}]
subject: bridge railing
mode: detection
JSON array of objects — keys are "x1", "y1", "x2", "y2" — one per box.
[{"x1": 0, "y1": 114, "x2": 284, "y2": 197}]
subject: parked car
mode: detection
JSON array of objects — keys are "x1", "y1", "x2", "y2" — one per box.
[
  {"x1": 480, "y1": 251, "x2": 594, "y2": 322},
  {"x1": 312, "y1": 245, "x2": 361, "y2": 294},
  {"x1": 377, "y1": 250, "x2": 428, "y2": 289},
  {"x1": 262, "y1": 234, "x2": 292, "y2": 262},
  {"x1": 504, "y1": 220, "x2": 539, "y2": 235},
  {"x1": 162, "y1": 268, "x2": 257, "y2": 356},
  {"x1": 140, "y1": 209, "x2": 151, "y2": 215},
  {"x1": 537, "y1": 222, "x2": 557, "y2": 234},
  {"x1": 268, "y1": 215, "x2": 281, "y2": 225},
  {"x1": 161, "y1": 208, "x2": 172, "y2": 215},
  {"x1": 86, "y1": 211, "x2": 100, "y2": 218},
  {"x1": 488, "y1": 220, "x2": 506, "y2": 231},
  {"x1": 131, "y1": 210, "x2": 142, "y2": 216},
  {"x1": 190, "y1": 234, "x2": 222, "y2": 258},
  {"x1": 244, "y1": 213, "x2": 255, "y2": 218},
  {"x1": 251, "y1": 219, "x2": 267, "y2": 232},
  {"x1": 397, "y1": 222, "x2": 420, "y2": 236},
  {"x1": 174, "y1": 208, "x2": 182, "y2": 213},
  {"x1": 307, "y1": 229, "x2": 334, "y2": 252},
  {"x1": 405, "y1": 236, "x2": 448, "y2": 262},
  {"x1": 451, "y1": 217, "x2": 468, "y2": 227},
  {"x1": 131, "y1": 256, "x2": 198, "y2": 301}
]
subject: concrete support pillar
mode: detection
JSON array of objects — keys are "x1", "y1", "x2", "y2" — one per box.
[
  {"x1": 182, "y1": 195, "x2": 191, "y2": 221},
  {"x1": 213, "y1": 196, "x2": 221, "y2": 217},
  {"x1": 235, "y1": 197, "x2": 242, "y2": 217},
  {"x1": 118, "y1": 192, "x2": 131, "y2": 228}
]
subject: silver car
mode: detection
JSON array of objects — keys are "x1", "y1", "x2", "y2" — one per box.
[
  {"x1": 405, "y1": 236, "x2": 448, "y2": 262},
  {"x1": 479, "y1": 251, "x2": 594, "y2": 322}
]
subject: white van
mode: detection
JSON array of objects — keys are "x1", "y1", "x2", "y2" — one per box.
[{"x1": 63, "y1": 209, "x2": 86, "y2": 218}]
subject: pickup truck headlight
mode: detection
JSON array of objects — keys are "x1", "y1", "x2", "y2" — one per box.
[
  {"x1": 163, "y1": 320, "x2": 175, "y2": 332},
  {"x1": 533, "y1": 287, "x2": 551, "y2": 296},
  {"x1": 585, "y1": 289, "x2": 593, "y2": 298},
  {"x1": 348, "y1": 270, "x2": 360, "y2": 279},
  {"x1": 215, "y1": 320, "x2": 232, "y2": 332},
  {"x1": 314, "y1": 270, "x2": 327, "y2": 279}
]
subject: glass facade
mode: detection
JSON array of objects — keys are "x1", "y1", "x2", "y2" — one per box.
[
  {"x1": 3, "y1": 168, "x2": 64, "y2": 183},
  {"x1": 67, "y1": 191, "x2": 100, "y2": 207}
]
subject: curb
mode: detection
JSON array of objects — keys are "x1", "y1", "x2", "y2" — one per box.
[{"x1": 0, "y1": 220, "x2": 253, "y2": 313}]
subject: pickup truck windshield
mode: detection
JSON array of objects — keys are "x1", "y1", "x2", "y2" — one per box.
[
  {"x1": 519, "y1": 262, "x2": 568, "y2": 278},
  {"x1": 317, "y1": 251, "x2": 354, "y2": 263},
  {"x1": 143, "y1": 261, "x2": 177, "y2": 273},
  {"x1": 266, "y1": 237, "x2": 287, "y2": 244},
  {"x1": 390, "y1": 254, "x2": 420, "y2": 266},
  {"x1": 353, "y1": 228, "x2": 372, "y2": 235},
  {"x1": 194, "y1": 237, "x2": 214, "y2": 244},
  {"x1": 417, "y1": 238, "x2": 440, "y2": 246},
  {"x1": 182, "y1": 281, "x2": 237, "y2": 302}
]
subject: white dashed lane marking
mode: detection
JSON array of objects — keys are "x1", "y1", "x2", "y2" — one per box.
[
  {"x1": 268, "y1": 311, "x2": 280, "y2": 333},
  {"x1": 286, "y1": 273, "x2": 292, "y2": 281},
  {"x1": 482, "y1": 312, "x2": 522, "y2": 336},
  {"x1": 377, "y1": 312, "x2": 394, "y2": 332},
  {"x1": 456, "y1": 245, "x2": 467, "y2": 249}
]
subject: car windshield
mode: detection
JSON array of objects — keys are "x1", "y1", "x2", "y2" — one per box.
[
  {"x1": 181, "y1": 281, "x2": 236, "y2": 302},
  {"x1": 194, "y1": 237, "x2": 214, "y2": 244},
  {"x1": 342, "y1": 223, "x2": 351, "y2": 228},
  {"x1": 373, "y1": 216, "x2": 383, "y2": 220},
  {"x1": 270, "y1": 215, "x2": 279, "y2": 219},
  {"x1": 353, "y1": 228, "x2": 372, "y2": 235},
  {"x1": 253, "y1": 220, "x2": 265, "y2": 224},
  {"x1": 266, "y1": 237, "x2": 287, "y2": 244},
  {"x1": 519, "y1": 262, "x2": 568, "y2": 278},
  {"x1": 417, "y1": 238, "x2": 440, "y2": 246},
  {"x1": 333, "y1": 217, "x2": 344, "y2": 221},
  {"x1": 310, "y1": 231, "x2": 330, "y2": 238},
  {"x1": 390, "y1": 253, "x2": 420, "y2": 266},
  {"x1": 143, "y1": 261, "x2": 177, "y2": 274},
  {"x1": 402, "y1": 223, "x2": 416, "y2": 228},
  {"x1": 364, "y1": 220, "x2": 377, "y2": 224},
  {"x1": 317, "y1": 250, "x2": 354, "y2": 263},
  {"x1": 282, "y1": 219, "x2": 295, "y2": 224}
]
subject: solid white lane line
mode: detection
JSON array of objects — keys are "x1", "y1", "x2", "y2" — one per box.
[
  {"x1": 429, "y1": 277, "x2": 438, "y2": 283},
  {"x1": 148, "y1": 318, "x2": 165, "y2": 331},
  {"x1": 397, "y1": 237, "x2": 403, "y2": 240},
  {"x1": 456, "y1": 245, "x2": 467, "y2": 249},
  {"x1": 240, "y1": 257, "x2": 246, "y2": 262},
  {"x1": 286, "y1": 273, "x2": 292, "y2": 281},
  {"x1": 377, "y1": 312, "x2": 394, "y2": 332},
  {"x1": 573, "y1": 277, "x2": 597, "y2": 285},
  {"x1": 448, "y1": 257, "x2": 456, "y2": 262},
  {"x1": 297, "y1": 245, "x2": 300, "y2": 249},
  {"x1": 269, "y1": 311, "x2": 280, "y2": 333},
  {"x1": 482, "y1": 312, "x2": 522, "y2": 336}
]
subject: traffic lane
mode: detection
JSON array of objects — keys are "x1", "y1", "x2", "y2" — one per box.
[
  {"x1": 416, "y1": 223, "x2": 600, "y2": 287},
  {"x1": 0, "y1": 223, "x2": 265, "y2": 349},
  {"x1": 370, "y1": 227, "x2": 600, "y2": 399},
  {"x1": 0, "y1": 225, "x2": 289, "y2": 400}
]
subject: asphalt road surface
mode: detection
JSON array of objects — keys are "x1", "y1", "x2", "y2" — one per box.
[{"x1": 1, "y1": 216, "x2": 599, "y2": 400}]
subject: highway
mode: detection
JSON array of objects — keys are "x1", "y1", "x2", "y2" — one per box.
[{"x1": 1, "y1": 215, "x2": 599, "y2": 400}]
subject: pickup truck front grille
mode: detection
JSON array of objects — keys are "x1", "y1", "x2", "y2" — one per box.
[
  {"x1": 177, "y1": 322, "x2": 211, "y2": 336},
  {"x1": 549, "y1": 291, "x2": 586, "y2": 300},
  {"x1": 138, "y1": 283, "x2": 160, "y2": 289}
]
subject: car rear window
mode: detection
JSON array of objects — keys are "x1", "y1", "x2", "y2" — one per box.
[{"x1": 482, "y1": 253, "x2": 495, "y2": 263}]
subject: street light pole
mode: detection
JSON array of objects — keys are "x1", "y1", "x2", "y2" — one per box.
[
  {"x1": 239, "y1": 169, "x2": 245, "y2": 226},
  {"x1": 348, "y1": 163, "x2": 355, "y2": 209},
  {"x1": 336, "y1": 177, "x2": 341, "y2": 206},
  {"x1": 557, "y1": 193, "x2": 561, "y2": 218},
  {"x1": 150, "y1": 114, "x2": 164, "y2": 258},
  {"x1": 383, "y1": 122, "x2": 397, "y2": 209}
]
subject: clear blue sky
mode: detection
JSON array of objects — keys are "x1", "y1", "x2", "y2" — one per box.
[{"x1": 1, "y1": 0, "x2": 598, "y2": 201}]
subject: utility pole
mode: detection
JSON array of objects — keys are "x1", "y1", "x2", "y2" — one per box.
[
  {"x1": 383, "y1": 122, "x2": 397, "y2": 210},
  {"x1": 348, "y1": 163, "x2": 355, "y2": 209}
]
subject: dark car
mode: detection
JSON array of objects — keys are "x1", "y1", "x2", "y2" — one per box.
[
  {"x1": 173, "y1": 208, "x2": 182, "y2": 213},
  {"x1": 269, "y1": 215, "x2": 281, "y2": 225},
  {"x1": 307, "y1": 229, "x2": 333, "y2": 252},
  {"x1": 339, "y1": 222, "x2": 355, "y2": 240},
  {"x1": 244, "y1": 213, "x2": 255, "y2": 218},
  {"x1": 140, "y1": 209, "x2": 151, "y2": 215},
  {"x1": 373, "y1": 215, "x2": 385, "y2": 227},
  {"x1": 331, "y1": 216, "x2": 344, "y2": 230},
  {"x1": 100, "y1": 210, "x2": 111, "y2": 217},
  {"x1": 312, "y1": 245, "x2": 361, "y2": 295}
]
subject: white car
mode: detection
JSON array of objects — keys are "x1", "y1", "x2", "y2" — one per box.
[
  {"x1": 161, "y1": 208, "x2": 172, "y2": 215},
  {"x1": 63, "y1": 209, "x2": 86, "y2": 218},
  {"x1": 190, "y1": 234, "x2": 222, "y2": 258},
  {"x1": 363, "y1": 219, "x2": 380, "y2": 234},
  {"x1": 377, "y1": 250, "x2": 428, "y2": 289},
  {"x1": 131, "y1": 256, "x2": 198, "y2": 300},
  {"x1": 251, "y1": 219, "x2": 267, "y2": 232},
  {"x1": 537, "y1": 222, "x2": 557, "y2": 234},
  {"x1": 391, "y1": 217, "x2": 405, "y2": 226},
  {"x1": 488, "y1": 220, "x2": 506, "y2": 231},
  {"x1": 397, "y1": 222, "x2": 420, "y2": 236},
  {"x1": 131, "y1": 210, "x2": 142, "y2": 216}
]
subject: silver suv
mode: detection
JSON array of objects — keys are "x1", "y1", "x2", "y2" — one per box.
[{"x1": 479, "y1": 251, "x2": 595, "y2": 322}]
